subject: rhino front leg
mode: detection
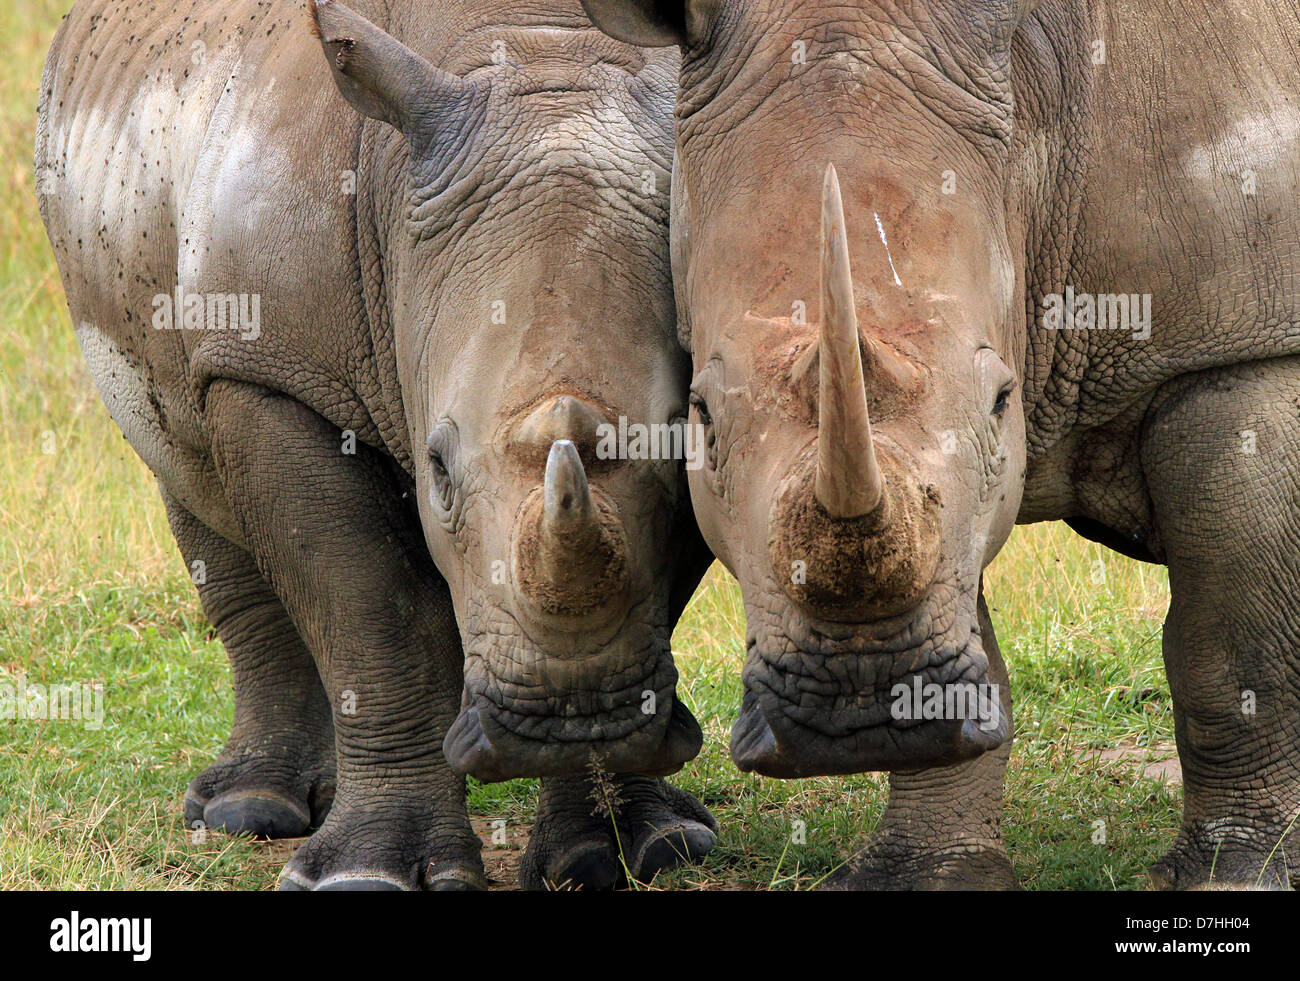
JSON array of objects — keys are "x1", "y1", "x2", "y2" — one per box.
[
  {"x1": 163, "y1": 490, "x2": 336, "y2": 840},
  {"x1": 520, "y1": 775, "x2": 718, "y2": 890},
  {"x1": 823, "y1": 590, "x2": 1018, "y2": 890},
  {"x1": 1142, "y1": 363, "x2": 1300, "y2": 890},
  {"x1": 206, "y1": 381, "x2": 485, "y2": 891}
]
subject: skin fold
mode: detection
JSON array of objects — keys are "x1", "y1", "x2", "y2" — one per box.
[
  {"x1": 37, "y1": 0, "x2": 717, "y2": 890},
  {"x1": 582, "y1": 0, "x2": 1300, "y2": 888}
]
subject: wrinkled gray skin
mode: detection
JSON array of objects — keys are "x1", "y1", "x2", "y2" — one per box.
[
  {"x1": 585, "y1": 0, "x2": 1300, "y2": 888},
  {"x1": 37, "y1": 0, "x2": 718, "y2": 890}
]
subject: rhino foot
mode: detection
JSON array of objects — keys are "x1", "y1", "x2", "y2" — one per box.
[
  {"x1": 820, "y1": 831, "x2": 1020, "y2": 891},
  {"x1": 1149, "y1": 824, "x2": 1295, "y2": 891},
  {"x1": 520, "y1": 775, "x2": 718, "y2": 890},
  {"x1": 278, "y1": 799, "x2": 488, "y2": 892},
  {"x1": 185, "y1": 746, "x2": 335, "y2": 840}
]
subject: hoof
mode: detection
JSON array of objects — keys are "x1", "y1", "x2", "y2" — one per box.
[
  {"x1": 427, "y1": 862, "x2": 491, "y2": 891},
  {"x1": 185, "y1": 751, "x2": 334, "y2": 840},
  {"x1": 428, "y1": 877, "x2": 484, "y2": 892},
  {"x1": 278, "y1": 803, "x2": 488, "y2": 892},
  {"x1": 280, "y1": 867, "x2": 487, "y2": 892},
  {"x1": 280, "y1": 870, "x2": 408, "y2": 891},
  {"x1": 632, "y1": 822, "x2": 717, "y2": 881},
  {"x1": 821, "y1": 840, "x2": 1020, "y2": 891},
  {"x1": 201, "y1": 789, "x2": 312, "y2": 840},
  {"x1": 1149, "y1": 832, "x2": 1294, "y2": 891},
  {"x1": 313, "y1": 876, "x2": 408, "y2": 891},
  {"x1": 547, "y1": 841, "x2": 622, "y2": 891},
  {"x1": 522, "y1": 775, "x2": 718, "y2": 889}
]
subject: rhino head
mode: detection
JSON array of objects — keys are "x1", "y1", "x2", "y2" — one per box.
[
  {"x1": 311, "y1": 0, "x2": 710, "y2": 780},
  {"x1": 583, "y1": 0, "x2": 1034, "y2": 774}
]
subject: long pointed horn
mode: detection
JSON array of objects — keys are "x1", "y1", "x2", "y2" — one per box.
[{"x1": 816, "y1": 164, "x2": 885, "y2": 519}]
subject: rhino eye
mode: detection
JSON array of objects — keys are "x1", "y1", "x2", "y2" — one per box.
[
  {"x1": 426, "y1": 423, "x2": 458, "y2": 516},
  {"x1": 690, "y1": 392, "x2": 712, "y2": 427},
  {"x1": 978, "y1": 348, "x2": 1015, "y2": 421},
  {"x1": 992, "y1": 381, "x2": 1015, "y2": 418},
  {"x1": 429, "y1": 452, "x2": 454, "y2": 511},
  {"x1": 689, "y1": 392, "x2": 719, "y2": 472},
  {"x1": 430, "y1": 451, "x2": 449, "y2": 481}
]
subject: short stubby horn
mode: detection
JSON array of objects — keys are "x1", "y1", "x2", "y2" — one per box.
[
  {"x1": 815, "y1": 163, "x2": 886, "y2": 520},
  {"x1": 512, "y1": 440, "x2": 628, "y2": 618},
  {"x1": 542, "y1": 439, "x2": 596, "y2": 545}
]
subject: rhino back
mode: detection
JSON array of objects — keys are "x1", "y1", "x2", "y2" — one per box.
[
  {"x1": 1016, "y1": 0, "x2": 1300, "y2": 527},
  {"x1": 37, "y1": 0, "x2": 387, "y2": 539}
]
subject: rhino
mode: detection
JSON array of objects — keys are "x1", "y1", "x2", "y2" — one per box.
[
  {"x1": 37, "y1": 0, "x2": 717, "y2": 890},
  {"x1": 583, "y1": 0, "x2": 1300, "y2": 889}
]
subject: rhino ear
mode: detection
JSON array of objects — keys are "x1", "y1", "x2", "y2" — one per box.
[
  {"x1": 310, "y1": 0, "x2": 466, "y2": 133},
  {"x1": 581, "y1": 0, "x2": 716, "y2": 48}
]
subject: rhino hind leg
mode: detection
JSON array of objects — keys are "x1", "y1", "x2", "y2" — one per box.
[
  {"x1": 205, "y1": 381, "x2": 486, "y2": 891},
  {"x1": 163, "y1": 490, "x2": 336, "y2": 840},
  {"x1": 1142, "y1": 362, "x2": 1300, "y2": 890},
  {"x1": 822, "y1": 590, "x2": 1020, "y2": 891},
  {"x1": 519, "y1": 774, "x2": 718, "y2": 890}
]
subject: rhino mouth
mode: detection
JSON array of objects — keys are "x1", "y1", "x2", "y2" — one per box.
[
  {"x1": 443, "y1": 611, "x2": 703, "y2": 781},
  {"x1": 730, "y1": 581, "x2": 1008, "y2": 777}
]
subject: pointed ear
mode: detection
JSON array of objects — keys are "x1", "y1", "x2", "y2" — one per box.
[
  {"x1": 310, "y1": 0, "x2": 466, "y2": 132},
  {"x1": 580, "y1": 0, "x2": 704, "y2": 48}
]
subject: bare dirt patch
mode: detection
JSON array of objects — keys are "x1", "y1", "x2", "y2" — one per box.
[
  {"x1": 1081, "y1": 741, "x2": 1181, "y2": 784},
  {"x1": 472, "y1": 815, "x2": 526, "y2": 889}
]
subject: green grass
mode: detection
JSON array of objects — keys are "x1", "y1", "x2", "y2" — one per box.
[{"x1": 0, "y1": 0, "x2": 1180, "y2": 890}]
